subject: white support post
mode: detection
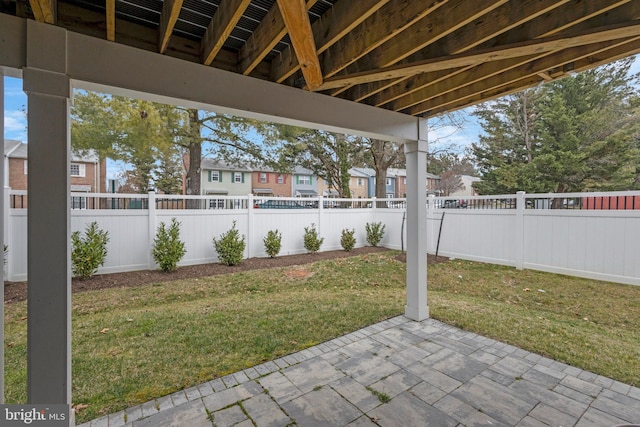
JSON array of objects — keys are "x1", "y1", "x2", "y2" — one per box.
[
  {"x1": 24, "y1": 21, "x2": 73, "y2": 412},
  {"x1": 404, "y1": 118, "x2": 429, "y2": 321},
  {"x1": 515, "y1": 191, "x2": 526, "y2": 270},
  {"x1": 148, "y1": 190, "x2": 157, "y2": 270}
]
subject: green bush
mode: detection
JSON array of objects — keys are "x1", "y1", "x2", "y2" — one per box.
[
  {"x1": 365, "y1": 221, "x2": 386, "y2": 247},
  {"x1": 152, "y1": 218, "x2": 186, "y2": 272},
  {"x1": 303, "y1": 224, "x2": 324, "y2": 254},
  {"x1": 72, "y1": 221, "x2": 109, "y2": 279},
  {"x1": 263, "y1": 229, "x2": 282, "y2": 258},
  {"x1": 340, "y1": 228, "x2": 356, "y2": 252},
  {"x1": 213, "y1": 221, "x2": 246, "y2": 266}
]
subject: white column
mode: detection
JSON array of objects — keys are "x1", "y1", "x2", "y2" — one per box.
[
  {"x1": 404, "y1": 118, "x2": 429, "y2": 321},
  {"x1": 24, "y1": 20, "x2": 73, "y2": 409}
]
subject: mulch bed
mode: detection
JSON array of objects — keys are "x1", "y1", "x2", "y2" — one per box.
[{"x1": 4, "y1": 247, "x2": 448, "y2": 304}]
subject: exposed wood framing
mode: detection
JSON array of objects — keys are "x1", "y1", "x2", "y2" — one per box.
[
  {"x1": 158, "y1": 0, "x2": 183, "y2": 53},
  {"x1": 106, "y1": 0, "x2": 115, "y2": 41},
  {"x1": 276, "y1": 0, "x2": 322, "y2": 90},
  {"x1": 28, "y1": 0, "x2": 54, "y2": 23},
  {"x1": 202, "y1": 0, "x2": 252, "y2": 66}
]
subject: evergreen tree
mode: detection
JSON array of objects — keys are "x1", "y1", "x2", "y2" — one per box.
[{"x1": 471, "y1": 58, "x2": 639, "y2": 194}]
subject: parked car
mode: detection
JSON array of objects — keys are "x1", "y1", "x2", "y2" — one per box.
[
  {"x1": 442, "y1": 199, "x2": 468, "y2": 209},
  {"x1": 254, "y1": 200, "x2": 308, "y2": 209}
]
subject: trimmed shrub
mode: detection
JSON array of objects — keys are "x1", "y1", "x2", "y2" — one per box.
[
  {"x1": 72, "y1": 221, "x2": 109, "y2": 279},
  {"x1": 365, "y1": 221, "x2": 385, "y2": 247},
  {"x1": 303, "y1": 224, "x2": 324, "y2": 254},
  {"x1": 152, "y1": 218, "x2": 187, "y2": 272},
  {"x1": 213, "y1": 221, "x2": 246, "y2": 266},
  {"x1": 263, "y1": 229, "x2": 282, "y2": 258},
  {"x1": 340, "y1": 228, "x2": 356, "y2": 252}
]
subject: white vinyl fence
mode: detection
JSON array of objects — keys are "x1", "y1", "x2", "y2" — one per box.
[
  {"x1": 5, "y1": 189, "x2": 640, "y2": 286},
  {"x1": 5, "y1": 191, "x2": 406, "y2": 281}
]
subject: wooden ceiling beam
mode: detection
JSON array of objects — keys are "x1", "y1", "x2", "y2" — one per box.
[
  {"x1": 106, "y1": 0, "x2": 115, "y2": 41},
  {"x1": 158, "y1": 0, "x2": 183, "y2": 53},
  {"x1": 29, "y1": 0, "x2": 55, "y2": 23},
  {"x1": 201, "y1": 0, "x2": 251, "y2": 66},
  {"x1": 276, "y1": 0, "x2": 322, "y2": 90},
  {"x1": 411, "y1": 37, "x2": 640, "y2": 116},
  {"x1": 316, "y1": 21, "x2": 640, "y2": 91},
  {"x1": 342, "y1": 0, "x2": 569, "y2": 106},
  {"x1": 270, "y1": 0, "x2": 391, "y2": 83},
  {"x1": 238, "y1": 0, "x2": 317, "y2": 76},
  {"x1": 427, "y1": 36, "x2": 640, "y2": 117},
  {"x1": 375, "y1": 1, "x2": 640, "y2": 110}
]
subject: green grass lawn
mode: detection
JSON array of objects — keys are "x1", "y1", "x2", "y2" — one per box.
[{"x1": 4, "y1": 251, "x2": 640, "y2": 423}]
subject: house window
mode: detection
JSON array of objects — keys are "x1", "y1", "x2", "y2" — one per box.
[
  {"x1": 233, "y1": 172, "x2": 243, "y2": 183},
  {"x1": 357, "y1": 178, "x2": 363, "y2": 186},
  {"x1": 70, "y1": 163, "x2": 85, "y2": 177},
  {"x1": 210, "y1": 171, "x2": 220, "y2": 182},
  {"x1": 298, "y1": 175, "x2": 311, "y2": 185},
  {"x1": 277, "y1": 174, "x2": 285, "y2": 184},
  {"x1": 259, "y1": 173, "x2": 267, "y2": 183},
  {"x1": 23, "y1": 160, "x2": 28, "y2": 175},
  {"x1": 403, "y1": 177, "x2": 406, "y2": 185},
  {"x1": 386, "y1": 178, "x2": 391, "y2": 186}
]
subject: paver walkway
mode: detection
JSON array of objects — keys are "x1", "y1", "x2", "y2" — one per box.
[{"x1": 80, "y1": 316, "x2": 640, "y2": 427}]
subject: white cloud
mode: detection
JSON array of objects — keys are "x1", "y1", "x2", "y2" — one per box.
[{"x1": 4, "y1": 109, "x2": 28, "y2": 141}]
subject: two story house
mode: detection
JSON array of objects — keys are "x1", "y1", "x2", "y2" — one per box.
[
  {"x1": 201, "y1": 159, "x2": 252, "y2": 196},
  {"x1": 291, "y1": 166, "x2": 318, "y2": 198},
  {"x1": 4, "y1": 139, "x2": 106, "y2": 208},
  {"x1": 251, "y1": 169, "x2": 291, "y2": 197}
]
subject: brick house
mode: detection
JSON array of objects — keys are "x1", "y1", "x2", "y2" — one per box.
[
  {"x1": 251, "y1": 169, "x2": 291, "y2": 197},
  {"x1": 4, "y1": 139, "x2": 106, "y2": 207}
]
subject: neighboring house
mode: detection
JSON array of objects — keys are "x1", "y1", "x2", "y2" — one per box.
[
  {"x1": 251, "y1": 169, "x2": 291, "y2": 197},
  {"x1": 450, "y1": 175, "x2": 481, "y2": 197},
  {"x1": 352, "y1": 167, "x2": 396, "y2": 198},
  {"x1": 291, "y1": 166, "x2": 318, "y2": 197},
  {"x1": 426, "y1": 172, "x2": 441, "y2": 195},
  {"x1": 389, "y1": 168, "x2": 406, "y2": 198},
  {"x1": 348, "y1": 168, "x2": 369, "y2": 198},
  {"x1": 4, "y1": 139, "x2": 106, "y2": 208},
  {"x1": 200, "y1": 159, "x2": 252, "y2": 201}
]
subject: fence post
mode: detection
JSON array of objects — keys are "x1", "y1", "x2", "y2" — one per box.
[
  {"x1": 148, "y1": 191, "x2": 156, "y2": 270},
  {"x1": 515, "y1": 191, "x2": 526, "y2": 270},
  {"x1": 247, "y1": 194, "x2": 253, "y2": 259},
  {"x1": 427, "y1": 194, "x2": 435, "y2": 253},
  {"x1": 317, "y1": 195, "x2": 324, "y2": 241},
  {"x1": 371, "y1": 196, "x2": 377, "y2": 211}
]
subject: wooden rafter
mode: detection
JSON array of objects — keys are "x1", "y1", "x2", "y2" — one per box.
[
  {"x1": 417, "y1": 37, "x2": 640, "y2": 116},
  {"x1": 158, "y1": 0, "x2": 183, "y2": 53},
  {"x1": 339, "y1": 0, "x2": 569, "y2": 104},
  {"x1": 29, "y1": 0, "x2": 54, "y2": 23},
  {"x1": 271, "y1": 0, "x2": 391, "y2": 83},
  {"x1": 202, "y1": 0, "x2": 252, "y2": 66},
  {"x1": 106, "y1": 0, "x2": 115, "y2": 41},
  {"x1": 316, "y1": 22, "x2": 640, "y2": 91},
  {"x1": 276, "y1": 0, "x2": 322, "y2": 90},
  {"x1": 373, "y1": 0, "x2": 640, "y2": 110},
  {"x1": 238, "y1": 0, "x2": 317, "y2": 76}
]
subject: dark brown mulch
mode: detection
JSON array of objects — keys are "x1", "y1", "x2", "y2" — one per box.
[{"x1": 4, "y1": 247, "x2": 449, "y2": 304}]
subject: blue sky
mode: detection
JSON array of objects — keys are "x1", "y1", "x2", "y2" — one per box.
[{"x1": 4, "y1": 54, "x2": 640, "y2": 174}]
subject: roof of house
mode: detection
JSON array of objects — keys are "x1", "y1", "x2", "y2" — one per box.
[
  {"x1": 348, "y1": 168, "x2": 370, "y2": 178},
  {"x1": 4, "y1": 139, "x2": 100, "y2": 162},
  {"x1": 201, "y1": 159, "x2": 252, "y2": 172},
  {"x1": 292, "y1": 165, "x2": 314, "y2": 175}
]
